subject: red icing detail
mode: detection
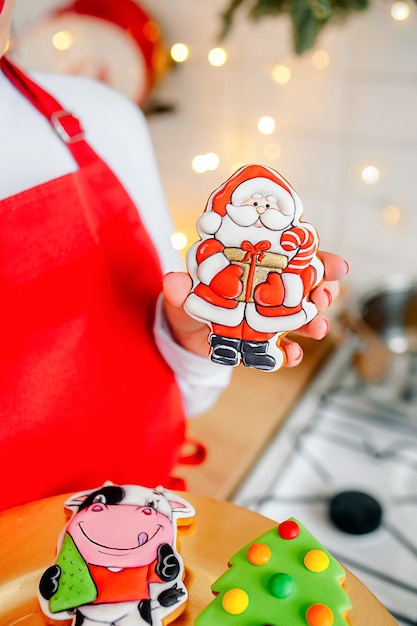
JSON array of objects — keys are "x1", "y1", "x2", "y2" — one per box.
[
  {"x1": 196, "y1": 238, "x2": 224, "y2": 263},
  {"x1": 210, "y1": 265, "x2": 244, "y2": 299},
  {"x1": 253, "y1": 272, "x2": 285, "y2": 306},
  {"x1": 277, "y1": 520, "x2": 300, "y2": 540},
  {"x1": 301, "y1": 265, "x2": 318, "y2": 296},
  {"x1": 281, "y1": 226, "x2": 316, "y2": 272},
  {"x1": 255, "y1": 302, "x2": 302, "y2": 318},
  {"x1": 212, "y1": 321, "x2": 275, "y2": 342},
  {"x1": 239, "y1": 240, "x2": 271, "y2": 303},
  {"x1": 89, "y1": 560, "x2": 160, "y2": 604},
  {"x1": 210, "y1": 164, "x2": 292, "y2": 217},
  {"x1": 193, "y1": 283, "x2": 239, "y2": 309},
  {"x1": 241, "y1": 240, "x2": 271, "y2": 260}
]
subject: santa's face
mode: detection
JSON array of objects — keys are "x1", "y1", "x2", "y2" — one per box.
[
  {"x1": 226, "y1": 193, "x2": 295, "y2": 231},
  {"x1": 214, "y1": 193, "x2": 295, "y2": 248}
]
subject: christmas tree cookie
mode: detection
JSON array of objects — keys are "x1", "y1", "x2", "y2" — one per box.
[{"x1": 195, "y1": 518, "x2": 352, "y2": 625}]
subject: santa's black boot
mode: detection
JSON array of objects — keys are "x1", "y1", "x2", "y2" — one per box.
[
  {"x1": 209, "y1": 335, "x2": 241, "y2": 366},
  {"x1": 241, "y1": 340, "x2": 276, "y2": 371}
]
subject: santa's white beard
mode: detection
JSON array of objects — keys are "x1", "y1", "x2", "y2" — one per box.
[
  {"x1": 225, "y1": 203, "x2": 294, "y2": 231},
  {"x1": 215, "y1": 214, "x2": 291, "y2": 249}
]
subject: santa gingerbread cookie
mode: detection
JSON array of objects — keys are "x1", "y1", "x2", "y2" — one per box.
[
  {"x1": 38, "y1": 483, "x2": 195, "y2": 626},
  {"x1": 185, "y1": 164, "x2": 324, "y2": 372}
]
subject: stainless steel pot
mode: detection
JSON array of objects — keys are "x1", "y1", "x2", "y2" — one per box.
[
  {"x1": 358, "y1": 275, "x2": 417, "y2": 354},
  {"x1": 350, "y1": 275, "x2": 417, "y2": 409}
]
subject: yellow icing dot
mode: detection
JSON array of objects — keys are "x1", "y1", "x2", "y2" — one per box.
[
  {"x1": 306, "y1": 603, "x2": 334, "y2": 626},
  {"x1": 221, "y1": 588, "x2": 249, "y2": 614},
  {"x1": 247, "y1": 542, "x2": 272, "y2": 565},
  {"x1": 304, "y1": 549, "x2": 330, "y2": 572}
]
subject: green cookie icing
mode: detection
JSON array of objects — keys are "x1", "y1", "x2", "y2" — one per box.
[
  {"x1": 195, "y1": 518, "x2": 352, "y2": 625},
  {"x1": 49, "y1": 533, "x2": 97, "y2": 613}
]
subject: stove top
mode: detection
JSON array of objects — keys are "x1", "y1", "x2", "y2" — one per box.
[{"x1": 234, "y1": 342, "x2": 417, "y2": 626}]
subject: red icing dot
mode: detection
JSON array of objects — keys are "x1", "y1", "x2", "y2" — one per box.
[
  {"x1": 306, "y1": 603, "x2": 334, "y2": 626},
  {"x1": 277, "y1": 520, "x2": 300, "y2": 540}
]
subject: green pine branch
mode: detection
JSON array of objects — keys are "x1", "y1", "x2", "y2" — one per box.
[{"x1": 219, "y1": 0, "x2": 384, "y2": 54}]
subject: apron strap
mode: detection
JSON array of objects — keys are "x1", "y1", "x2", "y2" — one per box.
[{"x1": 0, "y1": 56, "x2": 100, "y2": 167}]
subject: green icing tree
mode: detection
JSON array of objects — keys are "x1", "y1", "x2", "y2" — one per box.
[
  {"x1": 195, "y1": 518, "x2": 351, "y2": 625},
  {"x1": 49, "y1": 533, "x2": 97, "y2": 613}
]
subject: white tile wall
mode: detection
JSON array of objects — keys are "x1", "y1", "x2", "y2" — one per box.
[
  {"x1": 145, "y1": 0, "x2": 417, "y2": 294},
  {"x1": 12, "y1": 0, "x2": 417, "y2": 294}
]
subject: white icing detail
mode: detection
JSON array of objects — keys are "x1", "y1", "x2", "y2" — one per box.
[
  {"x1": 197, "y1": 252, "x2": 229, "y2": 285},
  {"x1": 311, "y1": 254, "x2": 325, "y2": 284},
  {"x1": 185, "y1": 241, "x2": 200, "y2": 283},
  {"x1": 245, "y1": 302, "x2": 308, "y2": 334},
  {"x1": 197, "y1": 212, "x2": 222, "y2": 235},
  {"x1": 282, "y1": 273, "x2": 304, "y2": 307},
  {"x1": 265, "y1": 339, "x2": 286, "y2": 371},
  {"x1": 231, "y1": 176, "x2": 295, "y2": 217},
  {"x1": 185, "y1": 292, "x2": 245, "y2": 327},
  {"x1": 302, "y1": 299, "x2": 320, "y2": 322}
]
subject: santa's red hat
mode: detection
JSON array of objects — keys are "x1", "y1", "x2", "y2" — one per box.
[{"x1": 198, "y1": 164, "x2": 301, "y2": 236}]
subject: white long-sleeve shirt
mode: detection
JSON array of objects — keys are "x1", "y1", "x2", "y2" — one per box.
[{"x1": 0, "y1": 66, "x2": 231, "y2": 416}]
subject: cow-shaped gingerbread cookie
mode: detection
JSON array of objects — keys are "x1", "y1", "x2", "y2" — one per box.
[
  {"x1": 185, "y1": 164, "x2": 324, "y2": 372},
  {"x1": 38, "y1": 483, "x2": 195, "y2": 626}
]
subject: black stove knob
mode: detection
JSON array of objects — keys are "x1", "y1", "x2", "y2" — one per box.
[{"x1": 329, "y1": 490, "x2": 383, "y2": 535}]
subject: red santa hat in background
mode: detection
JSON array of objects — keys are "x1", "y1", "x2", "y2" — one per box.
[
  {"x1": 197, "y1": 164, "x2": 302, "y2": 236},
  {"x1": 0, "y1": 0, "x2": 5, "y2": 14}
]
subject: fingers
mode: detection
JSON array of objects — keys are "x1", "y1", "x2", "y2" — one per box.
[
  {"x1": 310, "y1": 251, "x2": 349, "y2": 312},
  {"x1": 309, "y1": 282, "x2": 340, "y2": 312},
  {"x1": 162, "y1": 271, "x2": 192, "y2": 309},
  {"x1": 162, "y1": 252, "x2": 349, "y2": 364},
  {"x1": 293, "y1": 314, "x2": 330, "y2": 340},
  {"x1": 162, "y1": 272, "x2": 202, "y2": 335},
  {"x1": 162, "y1": 273, "x2": 211, "y2": 356},
  {"x1": 281, "y1": 310, "x2": 333, "y2": 368},
  {"x1": 281, "y1": 338, "x2": 304, "y2": 367},
  {"x1": 318, "y1": 251, "x2": 350, "y2": 282}
]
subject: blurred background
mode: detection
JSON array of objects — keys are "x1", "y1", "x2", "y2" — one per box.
[{"x1": 8, "y1": 0, "x2": 417, "y2": 295}]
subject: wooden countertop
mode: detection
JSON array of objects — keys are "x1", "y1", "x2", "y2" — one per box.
[{"x1": 178, "y1": 334, "x2": 336, "y2": 500}]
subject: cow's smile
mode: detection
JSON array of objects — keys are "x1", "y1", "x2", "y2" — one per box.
[{"x1": 77, "y1": 522, "x2": 163, "y2": 551}]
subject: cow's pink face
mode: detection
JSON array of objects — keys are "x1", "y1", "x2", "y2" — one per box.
[{"x1": 67, "y1": 502, "x2": 174, "y2": 568}]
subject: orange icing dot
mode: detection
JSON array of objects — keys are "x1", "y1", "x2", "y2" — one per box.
[
  {"x1": 304, "y1": 549, "x2": 330, "y2": 572},
  {"x1": 247, "y1": 542, "x2": 272, "y2": 565},
  {"x1": 306, "y1": 603, "x2": 334, "y2": 626},
  {"x1": 221, "y1": 588, "x2": 249, "y2": 615}
]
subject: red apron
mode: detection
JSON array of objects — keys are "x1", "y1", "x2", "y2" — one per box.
[{"x1": 0, "y1": 58, "x2": 186, "y2": 511}]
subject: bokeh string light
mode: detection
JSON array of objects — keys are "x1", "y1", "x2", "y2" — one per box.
[{"x1": 168, "y1": 1, "x2": 411, "y2": 250}]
